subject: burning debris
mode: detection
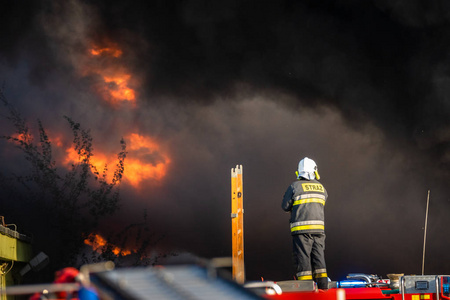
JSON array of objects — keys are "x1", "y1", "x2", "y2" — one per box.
[{"x1": 84, "y1": 233, "x2": 132, "y2": 257}]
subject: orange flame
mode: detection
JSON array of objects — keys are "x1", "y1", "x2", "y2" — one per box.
[
  {"x1": 90, "y1": 46, "x2": 123, "y2": 58},
  {"x1": 64, "y1": 147, "x2": 118, "y2": 181},
  {"x1": 102, "y1": 73, "x2": 135, "y2": 102},
  {"x1": 84, "y1": 233, "x2": 132, "y2": 256},
  {"x1": 125, "y1": 133, "x2": 171, "y2": 187},
  {"x1": 82, "y1": 41, "x2": 137, "y2": 106},
  {"x1": 64, "y1": 132, "x2": 170, "y2": 187},
  {"x1": 9, "y1": 132, "x2": 32, "y2": 144},
  {"x1": 9, "y1": 130, "x2": 65, "y2": 148}
]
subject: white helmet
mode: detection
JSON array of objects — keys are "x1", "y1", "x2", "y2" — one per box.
[{"x1": 297, "y1": 157, "x2": 320, "y2": 180}]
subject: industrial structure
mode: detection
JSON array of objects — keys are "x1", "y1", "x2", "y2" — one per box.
[{"x1": 0, "y1": 216, "x2": 32, "y2": 300}]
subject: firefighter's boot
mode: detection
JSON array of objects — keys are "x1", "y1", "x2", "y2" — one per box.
[{"x1": 316, "y1": 277, "x2": 328, "y2": 290}]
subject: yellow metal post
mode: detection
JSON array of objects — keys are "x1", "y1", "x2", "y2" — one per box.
[{"x1": 231, "y1": 165, "x2": 245, "y2": 284}]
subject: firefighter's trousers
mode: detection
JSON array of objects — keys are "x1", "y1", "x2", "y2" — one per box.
[{"x1": 293, "y1": 233, "x2": 328, "y2": 289}]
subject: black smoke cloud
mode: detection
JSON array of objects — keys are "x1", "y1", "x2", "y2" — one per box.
[
  {"x1": 2, "y1": 0, "x2": 450, "y2": 282},
  {"x1": 84, "y1": 0, "x2": 450, "y2": 168}
]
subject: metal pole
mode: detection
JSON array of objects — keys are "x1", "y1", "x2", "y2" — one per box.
[{"x1": 422, "y1": 190, "x2": 430, "y2": 276}]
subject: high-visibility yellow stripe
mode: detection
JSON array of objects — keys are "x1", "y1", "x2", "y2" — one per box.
[
  {"x1": 293, "y1": 198, "x2": 325, "y2": 206},
  {"x1": 291, "y1": 224, "x2": 324, "y2": 232},
  {"x1": 314, "y1": 272, "x2": 328, "y2": 278},
  {"x1": 297, "y1": 275, "x2": 313, "y2": 280}
]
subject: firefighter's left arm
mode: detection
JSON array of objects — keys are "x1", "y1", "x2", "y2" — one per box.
[{"x1": 281, "y1": 185, "x2": 294, "y2": 212}]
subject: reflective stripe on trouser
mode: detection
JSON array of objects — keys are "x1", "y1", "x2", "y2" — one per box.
[
  {"x1": 296, "y1": 270, "x2": 313, "y2": 280},
  {"x1": 293, "y1": 233, "x2": 327, "y2": 284},
  {"x1": 313, "y1": 268, "x2": 328, "y2": 279}
]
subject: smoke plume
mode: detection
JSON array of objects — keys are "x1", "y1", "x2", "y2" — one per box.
[{"x1": 2, "y1": 0, "x2": 450, "y2": 281}]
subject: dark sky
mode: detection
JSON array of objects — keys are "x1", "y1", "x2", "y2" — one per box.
[{"x1": 2, "y1": 0, "x2": 450, "y2": 282}]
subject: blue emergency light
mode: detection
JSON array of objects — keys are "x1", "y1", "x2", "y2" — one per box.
[{"x1": 337, "y1": 280, "x2": 368, "y2": 288}]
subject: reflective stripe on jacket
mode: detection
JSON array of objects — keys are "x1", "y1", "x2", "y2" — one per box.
[{"x1": 281, "y1": 179, "x2": 328, "y2": 235}]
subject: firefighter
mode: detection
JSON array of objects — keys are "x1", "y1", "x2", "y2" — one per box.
[{"x1": 281, "y1": 157, "x2": 328, "y2": 290}]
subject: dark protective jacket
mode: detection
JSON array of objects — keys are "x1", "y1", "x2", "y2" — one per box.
[{"x1": 281, "y1": 178, "x2": 328, "y2": 235}]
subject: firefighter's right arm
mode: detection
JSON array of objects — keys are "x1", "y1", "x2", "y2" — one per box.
[{"x1": 281, "y1": 185, "x2": 294, "y2": 212}]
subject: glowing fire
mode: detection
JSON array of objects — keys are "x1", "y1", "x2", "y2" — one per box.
[
  {"x1": 9, "y1": 132, "x2": 32, "y2": 143},
  {"x1": 9, "y1": 131, "x2": 65, "y2": 150},
  {"x1": 125, "y1": 133, "x2": 171, "y2": 187},
  {"x1": 82, "y1": 41, "x2": 137, "y2": 106},
  {"x1": 91, "y1": 67, "x2": 136, "y2": 106},
  {"x1": 64, "y1": 147, "x2": 118, "y2": 180},
  {"x1": 90, "y1": 46, "x2": 122, "y2": 58},
  {"x1": 103, "y1": 74, "x2": 135, "y2": 101},
  {"x1": 84, "y1": 233, "x2": 132, "y2": 256},
  {"x1": 64, "y1": 132, "x2": 170, "y2": 187}
]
